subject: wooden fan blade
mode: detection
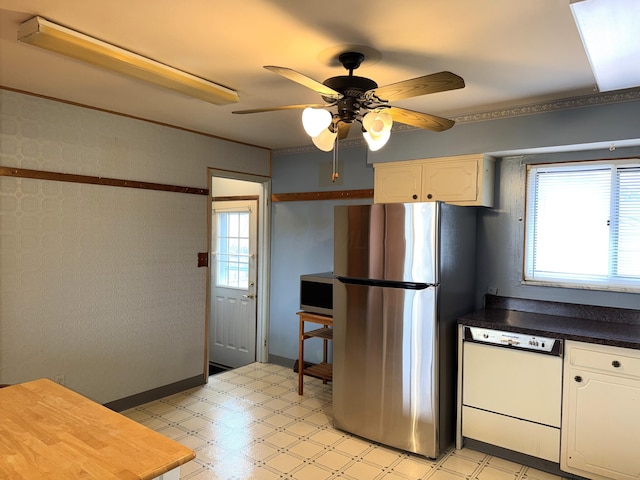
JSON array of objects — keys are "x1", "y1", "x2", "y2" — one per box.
[
  {"x1": 337, "y1": 121, "x2": 352, "y2": 140},
  {"x1": 264, "y1": 66, "x2": 343, "y2": 99},
  {"x1": 368, "y1": 71, "x2": 465, "y2": 102},
  {"x1": 387, "y1": 106, "x2": 455, "y2": 132},
  {"x1": 232, "y1": 104, "x2": 326, "y2": 114}
]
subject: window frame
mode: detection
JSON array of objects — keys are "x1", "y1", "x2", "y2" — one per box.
[{"x1": 523, "y1": 158, "x2": 640, "y2": 293}]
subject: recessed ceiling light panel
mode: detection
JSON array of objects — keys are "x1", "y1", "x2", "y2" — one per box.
[{"x1": 570, "y1": 0, "x2": 640, "y2": 92}]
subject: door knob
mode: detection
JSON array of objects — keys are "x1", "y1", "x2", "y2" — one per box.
[{"x1": 243, "y1": 294, "x2": 255, "y2": 299}]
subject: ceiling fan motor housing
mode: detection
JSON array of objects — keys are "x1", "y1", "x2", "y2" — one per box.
[
  {"x1": 322, "y1": 75, "x2": 378, "y2": 122},
  {"x1": 338, "y1": 52, "x2": 365, "y2": 72}
]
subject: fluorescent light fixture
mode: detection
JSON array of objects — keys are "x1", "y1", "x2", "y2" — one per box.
[
  {"x1": 570, "y1": 0, "x2": 640, "y2": 92},
  {"x1": 18, "y1": 16, "x2": 239, "y2": 105}
]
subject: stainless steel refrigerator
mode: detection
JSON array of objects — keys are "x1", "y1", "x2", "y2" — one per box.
[{"x1": 333, "y1": 202, "x2": 477, "y2": 458}]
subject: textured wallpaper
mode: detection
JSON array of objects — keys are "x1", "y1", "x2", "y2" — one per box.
[{"x1": 0, "y1": 89, "x2": 270, "y2": 403}]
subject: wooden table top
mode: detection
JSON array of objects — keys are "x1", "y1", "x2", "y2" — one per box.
[{"x1": 0, "y1": 379, "x2": 195, "y2": 479}]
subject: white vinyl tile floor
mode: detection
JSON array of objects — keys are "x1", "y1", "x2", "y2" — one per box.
[{"x1": 122, "y1": 363, "x2": 567, "y2": 480}]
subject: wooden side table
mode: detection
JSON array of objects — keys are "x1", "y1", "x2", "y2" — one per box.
[{"x1": 297, "y1": 311, "x2": 333, "y2": 395}]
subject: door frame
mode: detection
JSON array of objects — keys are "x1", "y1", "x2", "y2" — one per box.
[{"x1": 205, "y1": 168, "x2": 271, "y2": 381}]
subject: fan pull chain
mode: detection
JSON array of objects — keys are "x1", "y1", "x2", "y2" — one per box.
[{"x1": 331, "y1": 136, "x2": 339, "y2": 182}]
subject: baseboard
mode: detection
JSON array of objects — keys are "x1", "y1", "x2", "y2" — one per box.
[
  {"x1": 462, "y1": 438, "x2": 588, "y2": 480},
  {"x1": 104, "y1": 375, "x2": 205, "y2": 412},
  {"x1": 268, "y1": 354, "x2": 295, "y2": 369}
]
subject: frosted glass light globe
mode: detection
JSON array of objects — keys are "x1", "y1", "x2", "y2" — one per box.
[
  {"x1": 363, "y1": 129, "x2": 391, "y2": 151},
  {"x1": 302, "y1": 108, "x2": 332, "y2": 137},
  {"x1": 312, "y1": 127, "x2": 337, "y2": 151},
  {"x1": 362, "y1": 111, "x2": 392, "y2": 139}
]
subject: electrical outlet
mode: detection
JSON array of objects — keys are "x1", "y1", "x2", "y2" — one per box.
[
  {"x1": 487, "y1": 286, "x2": 498, "y2": 295},
  {"x1": 54, "y1": 374, "x2": 65, "y2": 385}
]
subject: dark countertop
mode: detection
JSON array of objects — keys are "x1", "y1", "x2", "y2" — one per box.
[{"x1": 458, "y1": 295, "x2": 640, "y2": 350}]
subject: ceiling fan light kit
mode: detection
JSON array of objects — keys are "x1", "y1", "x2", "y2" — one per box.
[
  {"x1": 363, "y1": 126, "x2": 391, "y2": 151},
  {"x1": 311, "y1": 125, "x2": 338, "y2": 152},
  {"x1": 302, "y1": 107, "x2": 332, "y2": 137},
  {"x1": 17, "y1": 16, "x2": 239, "y2": 105},
  {"x1": 362, "y1": 111, "x2": 392, "y2": 135},
  {"x1": 361, "y1": 110, "x2": 393, "y2": 150},
  {"x1": 233, "y1": 50, "x2": 465, "y2": 152}
]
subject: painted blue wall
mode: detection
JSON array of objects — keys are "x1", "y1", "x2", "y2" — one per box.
[
  {"x1": 269, "y1": 98, "x2": 640, "y2": 363},
  {"x1": 269, "y1": 145, "x2": 373, "y2": 364},
  {"x1": 476, "y1": 150, "x2": 640, "y2": 310}
]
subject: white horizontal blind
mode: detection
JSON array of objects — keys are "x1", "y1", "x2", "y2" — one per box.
[
  {"x1": 525, "y1": 161, "x2": 640, "y2": 291},
  {"x1": 613, "y1": 166, "x2": 640, "y2": 280}
]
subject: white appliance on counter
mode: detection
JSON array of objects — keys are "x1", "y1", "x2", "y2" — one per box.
[{"x1": 457, "y1": 325, "x2": 564, "y2": 471}]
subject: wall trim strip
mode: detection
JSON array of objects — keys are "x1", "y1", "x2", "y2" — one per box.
[
  {"x1": 0, "y1": 166, "x2": 209, "y2": 195},
  {"x1": 271, "y1": 189, "x2": 374, "y2": 202}
]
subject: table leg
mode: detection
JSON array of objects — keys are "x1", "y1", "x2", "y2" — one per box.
[
  {"x1": 322, "y1": 323, "x2": 328, "y2": 384},
  {"x1": 155, "y1": 466, "x2": 180, "y2": 479}
]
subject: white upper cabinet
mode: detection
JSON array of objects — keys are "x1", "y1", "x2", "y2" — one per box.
[
  {"x1": 373, "y1": 162, "x2": 424, "y2": 203},
  {"x1": 373, "y1": 154, "x2": 495, "y2": 207}
]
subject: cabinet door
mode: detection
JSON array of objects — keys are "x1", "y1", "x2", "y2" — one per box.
[
  {"x1": 562, "y1": 344, "x2": 640, "y2": 480},
  {"x1": 374, "y1": 163, "x2": 422, "y2": 203},
  {"x1": 422, "y1": 158, "x2": 478, "y2": 203}
]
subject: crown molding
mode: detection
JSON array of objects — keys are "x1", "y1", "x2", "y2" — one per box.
[
  {"x1": 451, "y1": 87, "x2": 640, "y2": 123},
  {"x1": 274, "y1": 87, "x2": 640, "y2": 156}
]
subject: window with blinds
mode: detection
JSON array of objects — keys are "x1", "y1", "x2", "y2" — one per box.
[{"x1": 524, "y1": 160, "x2": 640, "y2": 291}]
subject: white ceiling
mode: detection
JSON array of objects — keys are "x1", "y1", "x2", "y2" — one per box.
[{"x1": 0, "y1": 0, "x2": 617, "y2": 151}]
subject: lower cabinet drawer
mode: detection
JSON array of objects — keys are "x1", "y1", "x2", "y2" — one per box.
[
  {"x1": 567, "y1": 342, "x2": 640, "y2": 379},
  {"x1": 462, "y1": 406, "x2": 560, "y2": 463}
]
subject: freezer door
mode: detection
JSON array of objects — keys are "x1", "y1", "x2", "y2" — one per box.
[
  {"x1": 332, "y1": 280, "x2": 439, "y2": 457},
  {"x1": 333, "y1": 203, "x2": 438, "y2": 284}
]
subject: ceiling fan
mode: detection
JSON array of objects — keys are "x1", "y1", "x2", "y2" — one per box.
[{"x1": 233, "y1": 51, "x2": 465, "y2": 151}]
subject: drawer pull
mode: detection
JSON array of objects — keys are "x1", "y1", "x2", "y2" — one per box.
[
  {"x1": 412, "y1": 194, "x2": 418, "y2": 200},
  {"x1": 612, "y1": 360, "x2": 621, "y2": 368},
  {"x1": 574, "y1": 375, "x2": 583, "y2": 383}
]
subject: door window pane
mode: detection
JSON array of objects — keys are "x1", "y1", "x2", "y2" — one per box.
[{"x1": 216, "y1": 212, "x2": 249, "y2": 288}]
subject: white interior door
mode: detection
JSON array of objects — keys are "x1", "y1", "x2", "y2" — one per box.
[{"x1": 210, "y1": 199, "x2": 258, "y2": 368}]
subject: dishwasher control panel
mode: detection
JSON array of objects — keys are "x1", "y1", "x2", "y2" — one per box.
[{"x1": 465, "y1": 326, "x2": 562, "y2": 355}]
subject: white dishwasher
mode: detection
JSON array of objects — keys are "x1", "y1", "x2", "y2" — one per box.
[{"x1": 457, "y1": 325, "x2": 563, "y2": 467}]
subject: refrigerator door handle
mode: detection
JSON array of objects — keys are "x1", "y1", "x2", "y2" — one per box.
[{"x1": 336, "y1": 276, "x2": 435, "y2": 290}]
